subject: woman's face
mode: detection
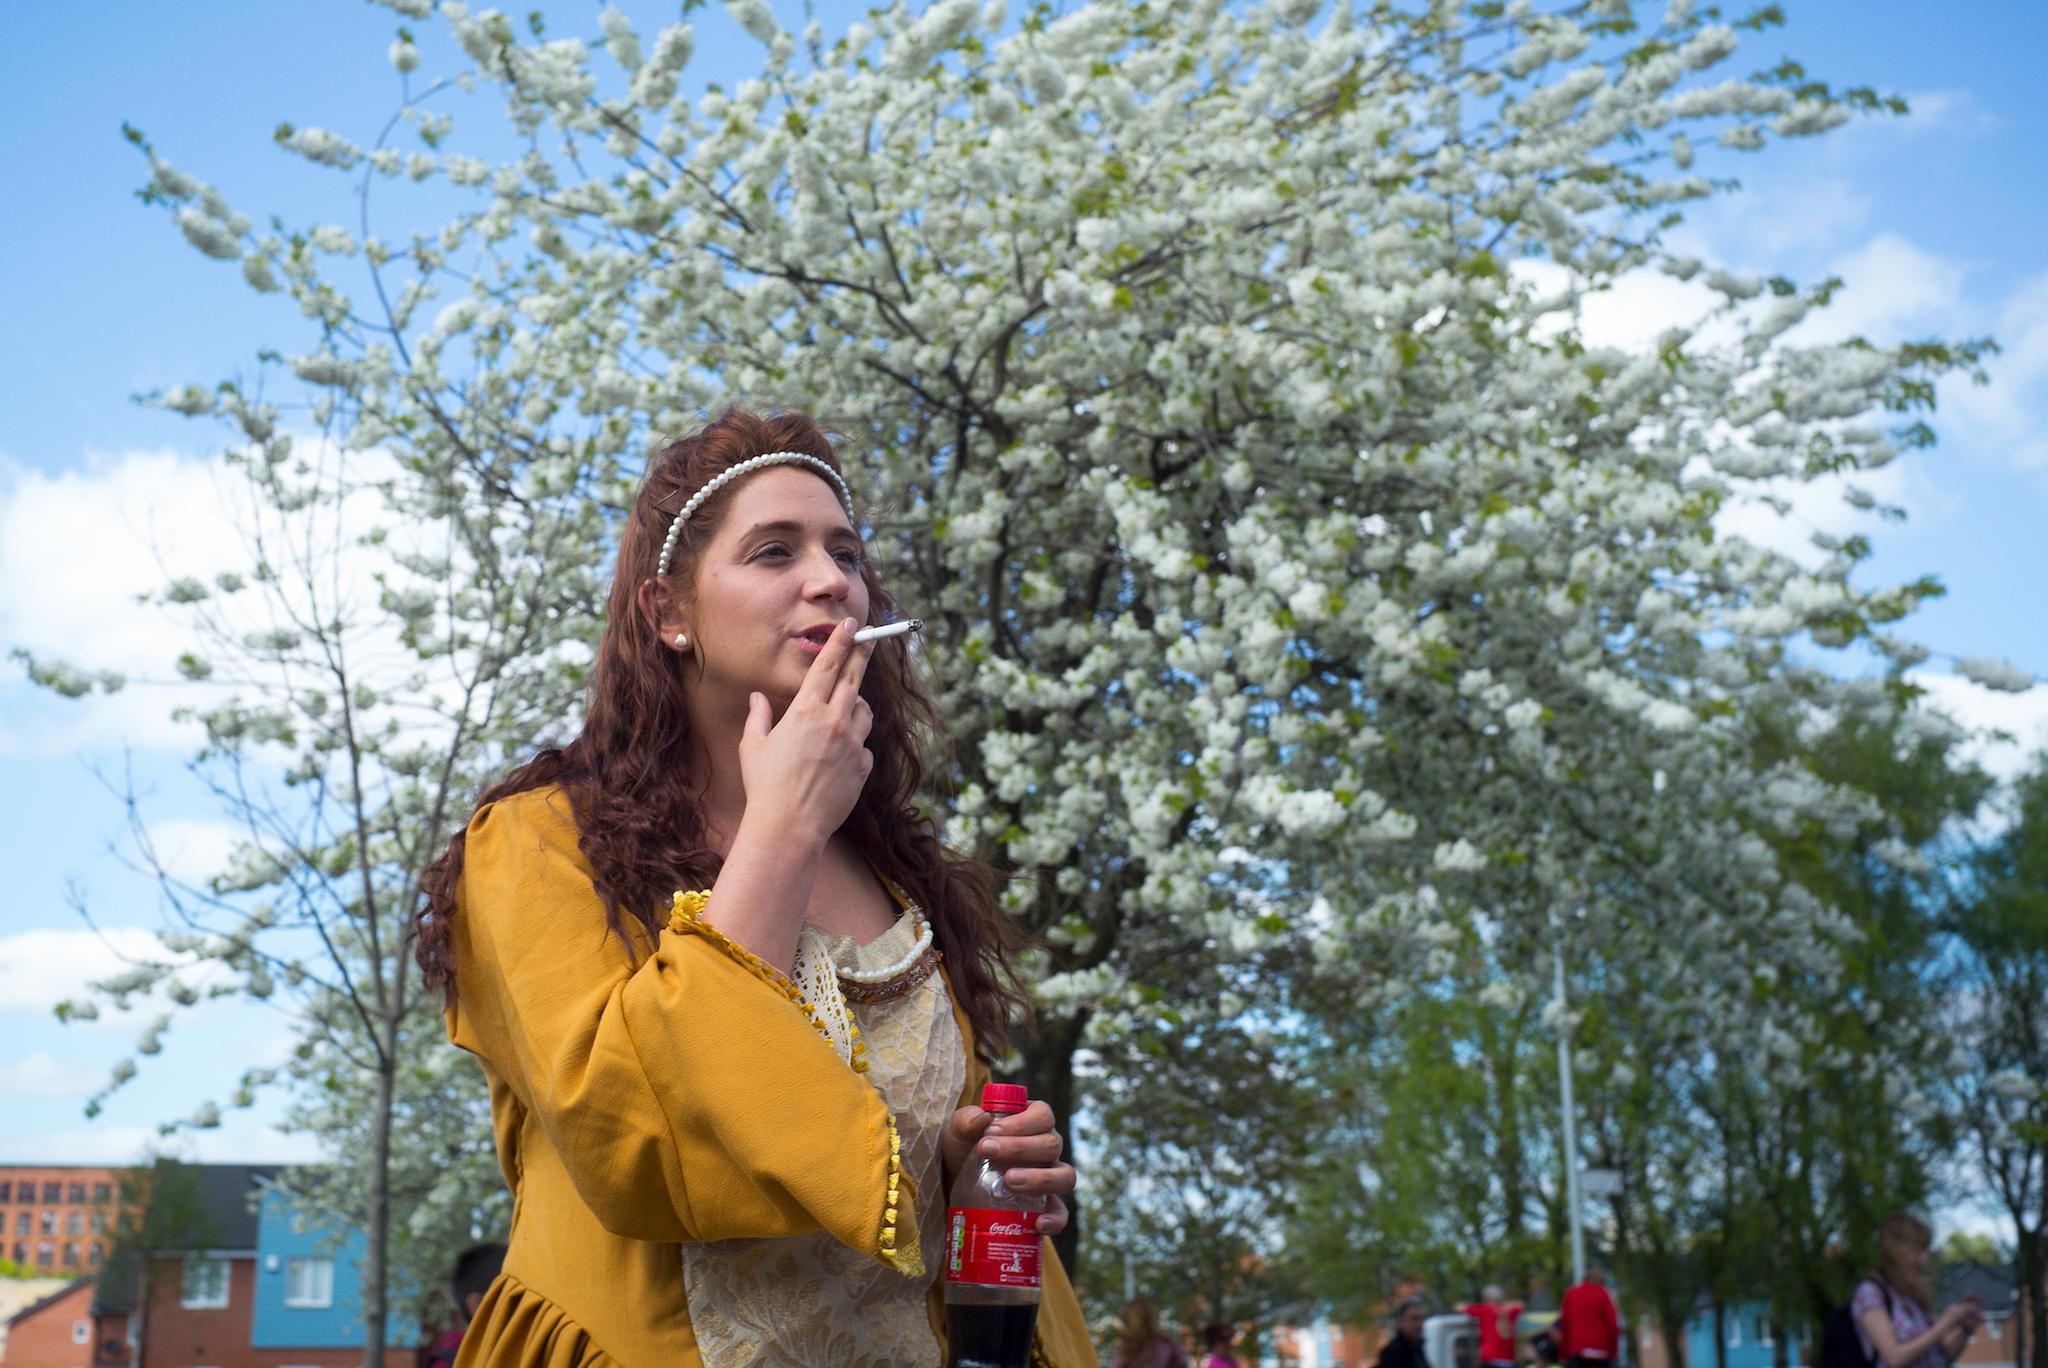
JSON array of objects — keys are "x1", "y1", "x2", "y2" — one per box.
[{"x1": 681, "y1": 466, "x2": 870, "y2": 711}]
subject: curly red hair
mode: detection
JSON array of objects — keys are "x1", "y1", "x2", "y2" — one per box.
[{"x1": 416, "y1": 407, "x2": 1028, "y2": 1057}]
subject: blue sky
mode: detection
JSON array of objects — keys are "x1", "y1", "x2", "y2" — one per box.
[{"x1": 2, "y1": 1, "x2": 2044, "y2": 1243}]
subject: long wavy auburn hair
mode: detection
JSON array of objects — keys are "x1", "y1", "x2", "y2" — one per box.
[{"x1": 416, "y1": 407, "x2": 1029, "y2": 1057}]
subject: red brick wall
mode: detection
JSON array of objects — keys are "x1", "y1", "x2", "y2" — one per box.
[
  {"x1": 0, "y1": 1167, "x2": 125, "y2": 1278},
  {"x1": 139, "y1": 1257, "x2": 412, "y2": 1368},
  {"x1": 2, "y1": 1278, "x2": 96, "y2": 1368}
]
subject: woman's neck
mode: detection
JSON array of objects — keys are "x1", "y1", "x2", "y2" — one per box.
[{"x1": 685, "y1": 691, "x2": 751, "y2": 845}]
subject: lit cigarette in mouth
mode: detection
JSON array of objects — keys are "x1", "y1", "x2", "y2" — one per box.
[{"x1": 853, "y1": 618, "x2": 923, "y2": 644}]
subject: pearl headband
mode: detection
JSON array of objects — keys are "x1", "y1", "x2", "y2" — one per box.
[{"x1": 654, "y1": 451, "x2": 856, "y2": 577}]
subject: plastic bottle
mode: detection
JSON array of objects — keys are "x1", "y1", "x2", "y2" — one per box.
[{"x1": 943, "y1": 1082, "x2": 1045, "y2": 1368}]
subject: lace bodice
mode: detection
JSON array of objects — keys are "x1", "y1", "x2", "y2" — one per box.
[{"x1": 681, "y1": 912, "x2": 967, "y2": 1367}]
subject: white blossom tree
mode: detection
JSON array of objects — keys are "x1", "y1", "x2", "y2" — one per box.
[{"x1": 29, "y1": 0, "x2": 2023, "y2": 1347}]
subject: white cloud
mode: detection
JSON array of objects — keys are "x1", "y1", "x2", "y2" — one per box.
[
  {"x1": 140, "y1": 817, "x2": 243, "y2": 885},
  {"x1": 1786, "y1": 233, "x2": 1968, "y2": 348},
  {"x1": 1722, "y1": 179, "x2": 1872, "y2": 258},
  {"x1": 0, "y1": 1116, "x2": 326, "y2": 1166},
  {"x1": 1513, "y1": 258, "x2": 1729, "y2": 354},
  {"x1": 1942, "y1": 269, "x2": 2048, "y2": 477},
  {"x1": 0, "y1": 926, "x2": 168, "y2": 1015},
  {"x1": 1890, "y1": 88, "x2": 2001, "y2": 137},
  {"x1": 1910, "y1": 670, "x2": 2048, "y2": 785},
  {"x1": 1713, "y1": 457, "x2": 1940, "y2": 569},
  {"x1": 0, "y1": 446, "x2": 242, "y2": 755},
  {"x1": 0, "y1": 1051, "x2": 90, "y2": 1099}
]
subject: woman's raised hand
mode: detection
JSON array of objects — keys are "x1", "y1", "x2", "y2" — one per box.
[
  {"x1": 941, "y1": 1099, "x2": 1076, "y2": 1238},
  {"x1": 737, "y1": 619, "x2": 877, "y2": 848}
]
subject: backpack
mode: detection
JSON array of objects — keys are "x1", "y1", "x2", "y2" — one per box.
[{"x1": 1820, "y1": 1279, "x2": 1894, "y2": 1368}]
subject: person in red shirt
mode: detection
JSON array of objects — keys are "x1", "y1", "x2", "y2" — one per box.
[
  {"x1": 1462, "y1": 1285, "x2": 1524, "y2": 1368},
  {"x1": 1556, "y1": 1268, "x2": 1620, "y2": 1368}
]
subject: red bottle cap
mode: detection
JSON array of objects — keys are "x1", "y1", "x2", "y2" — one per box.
[{"x1": 981, "y1": 1083, "x2": 1028, "y2": 1115}]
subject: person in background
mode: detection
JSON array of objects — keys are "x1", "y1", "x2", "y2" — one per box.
[
  {"x1": 1463, "y1": 1284, "x2": 1524, "y2": 1368},
  {"x1": 1378, "y1": 1297, "x2": 1432, "y2": 1368},
  {"x1": 425, "y1": 1241, "x2": 506, "y2": 1368},
  {"x1": 1557, "y1": 1267, "x2": 1619, "y2": 1368},
  {"x1": 1113, "y1": 1297, "x2": 1190, "y2": 1368},
  {"x1": 1854, "y1": 1211, "x2": 1981, "y2": 1368},
  {"x1": 1201, "y1": 1321, "x2": 1243, "y2": 1368}
]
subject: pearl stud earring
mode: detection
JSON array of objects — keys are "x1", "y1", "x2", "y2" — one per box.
[{"x1": 672, "y1": 632, "x2": 689, "y2": 650}]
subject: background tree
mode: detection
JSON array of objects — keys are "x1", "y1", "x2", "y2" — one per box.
[
  {"x1": 1948, "y1": 754, "x2": 2048, "y2": 1368},
  {"x1": 25, "y1": 0, "x2": 2024, "y2": 1351}
]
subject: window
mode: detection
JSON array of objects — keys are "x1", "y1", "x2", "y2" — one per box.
[
  {"x1": 284, "y1": 1257, "x2": 335, "y2": 1309},
  {"x1": 74, "y1": 1318, "x2": 91, "y2": 1344},
  {"x1": 181, "y1": 1257, "x2": 230, "y2": 1309},
  {"x1": 1729, "y1": 1321, "x2": 1742, "y2": 1349},
  {"x1": 8, "y1": 1241, "x2": 22, "y2": 1262},
  {"x1": 0, "y1": 1181, "x2": 11, "y2": 1202},
  {"x1": 91, "y1": 1212, "x2": 109, "y2": 1234},
  {"x1": 63, "y1": 1242, "x2": 80, "y2": 1267},
  {"x1": 68, "y1": 1212, "x2": 85, "y2": 1235},
  {"x1": 41, "y1": 1182, "x2": 60, "y2": 1203},
  {"x1": 1989, "y1": 1321, "x2": 2002, "y2": 1342},
  {"x1": 40, "y1": 1210, "x2": 57, "y2": 1235},
  {"x1": 12, "y1": 1212, "x2": 26, "y2": 1235},
  {"x1": 92, "y1": 1183, "x2": 112, "y2": 1203},
  {"x1": 67, "y1": 1182, "x2": 87, "y2": 1203},
  {"x1": 35, "y1": 1240, "x2": 54, "y2": 1266},
  {"x1": 1759, "y1": 1319, "x2": 1773, "y2": 1348},
  {"x1": 89, "y1": 1242, "x2": 105, "y2": 1267}
]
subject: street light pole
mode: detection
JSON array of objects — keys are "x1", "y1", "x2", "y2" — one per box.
[{"x1": 1555, "y1": 945, "x2": 1587, "y2": 1285}]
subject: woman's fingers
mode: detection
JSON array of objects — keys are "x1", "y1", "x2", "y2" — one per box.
[
  {"x1": 1036, "y1": 1195, "x2": 1069, "y2": 1237},
  {"x1": 998, "y1": 1162, "x2": 1076, "y2": 1198},
  {"x1": 796, "y1": 619, "x2": 856, "y2": 703},
  {"x1": 831, "y1": 632, "x2": 877, "y2": 706},
  {"x1": 978, "y1": 1126, "x2": 1063, "y2": 1165}
]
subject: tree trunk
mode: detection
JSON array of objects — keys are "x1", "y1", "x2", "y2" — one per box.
[
  {"x1": 364, "y1": 1045, "x2": 395, "y2": 1368},
  {"x1": 2020, "y1": 1230, "x2": 2045, "y2": 1368},
  {"x1": 1713, "y1": 1302, "x2": 1727, "y2": 1368},
  {"x1": 1021, "y1": 1009, "x2": 1087, "y2": 1278},
  {"x1": 1771, "y1": 1320, "x2": 1788, "y2": 1368}
]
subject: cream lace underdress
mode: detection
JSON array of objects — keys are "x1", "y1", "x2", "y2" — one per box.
[{"x1": 681, "y1": 911, "x2": 968, "y2": 1367}]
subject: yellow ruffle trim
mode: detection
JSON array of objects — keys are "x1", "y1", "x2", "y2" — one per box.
[
  {"x1": 669, "y1": 889, "x2": 913, "y2": 1274},
  {"x1": 879, "y1": 1112, "x2": 924, "y2": 1277}
]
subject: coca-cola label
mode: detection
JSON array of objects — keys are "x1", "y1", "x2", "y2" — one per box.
[{"x1": 944, "y1": 1206, "x2": 1042, "y2": 1288}]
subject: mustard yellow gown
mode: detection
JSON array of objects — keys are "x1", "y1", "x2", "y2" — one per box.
[{"x1": 446, "y1": 786, "x2": 1099, "y2": 1367}]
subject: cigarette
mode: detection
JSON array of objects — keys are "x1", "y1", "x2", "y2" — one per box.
[{"x1": 853, "y1": 618, "x2": 923, "y2": 644}]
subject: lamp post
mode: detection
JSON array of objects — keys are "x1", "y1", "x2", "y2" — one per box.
[{"x1": 1555, "y1": 944, "x2": 1587, "y2": 1284}]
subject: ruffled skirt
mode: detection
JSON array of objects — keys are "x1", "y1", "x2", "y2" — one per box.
[{"x1": 456, "y1": 1273, "x2": 616, "y2": 1367}]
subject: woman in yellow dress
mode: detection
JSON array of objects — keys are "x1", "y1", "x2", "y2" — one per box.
[{"x1": 416, "y1": 408, "x2": 1097, "y2": 1366}]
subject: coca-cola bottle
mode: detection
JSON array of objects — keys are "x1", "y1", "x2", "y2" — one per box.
[{"x1": 943, "y1": 1082, "x2": 1045, "y2": 1368}]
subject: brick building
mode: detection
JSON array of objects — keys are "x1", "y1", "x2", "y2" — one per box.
[
  {"x1": 1, "y1": 1275, "x2": 129, "y2": 1368},
  {"x1": 124, "y1": 1164, "x2": 416, "y2": 1368},
  {"x1": 0, "y1": 1168, "x2": 126, "y2": 1277}
]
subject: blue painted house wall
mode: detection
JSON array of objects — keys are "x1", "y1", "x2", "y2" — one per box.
[
  {"x1": 1682, "y1": 1303, "x2": 1803, "y2": 1368},
  {"x1": 248, "y1": 1187, "x2": 419, "y2": 1349}
]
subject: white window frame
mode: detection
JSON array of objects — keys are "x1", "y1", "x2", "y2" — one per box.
[
  {"x1": 72, "y1": 1317, "x2": 91, "y2": 1344},
  {"x1": 1729, "y1": 1320, "x2": 1742, "y2": 1349},
  {"x1": 1759, "y1": 1319, "x2": 1773, "y2": 1348},
  {"x1": 181, "y1": 1257, "x2": 230, "y2": 1309},
  {"x1": 283, "y1": 1256, "x2": 335, "y2": 1309}
]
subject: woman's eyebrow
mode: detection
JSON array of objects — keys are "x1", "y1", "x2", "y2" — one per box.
[{"x1": 737, "y1": 518, "x2": 860, "y2": 543}]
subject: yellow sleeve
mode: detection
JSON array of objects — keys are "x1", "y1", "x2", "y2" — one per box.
[{"x1": 447, "y1": 787, "x2": 918, "y2": 1273}]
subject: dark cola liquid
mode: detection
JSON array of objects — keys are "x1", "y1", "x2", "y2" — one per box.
[{"x1": 944, "y1": 1301, "x2": 1040, "y2": 1368}]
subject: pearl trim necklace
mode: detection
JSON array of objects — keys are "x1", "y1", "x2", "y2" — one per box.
[
  {"x1": 655, "y1": 451, "x2": 856, "y2": 577},
  {"x1": 833, "y1": 908, "x2": 936, "y2": 984}
]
